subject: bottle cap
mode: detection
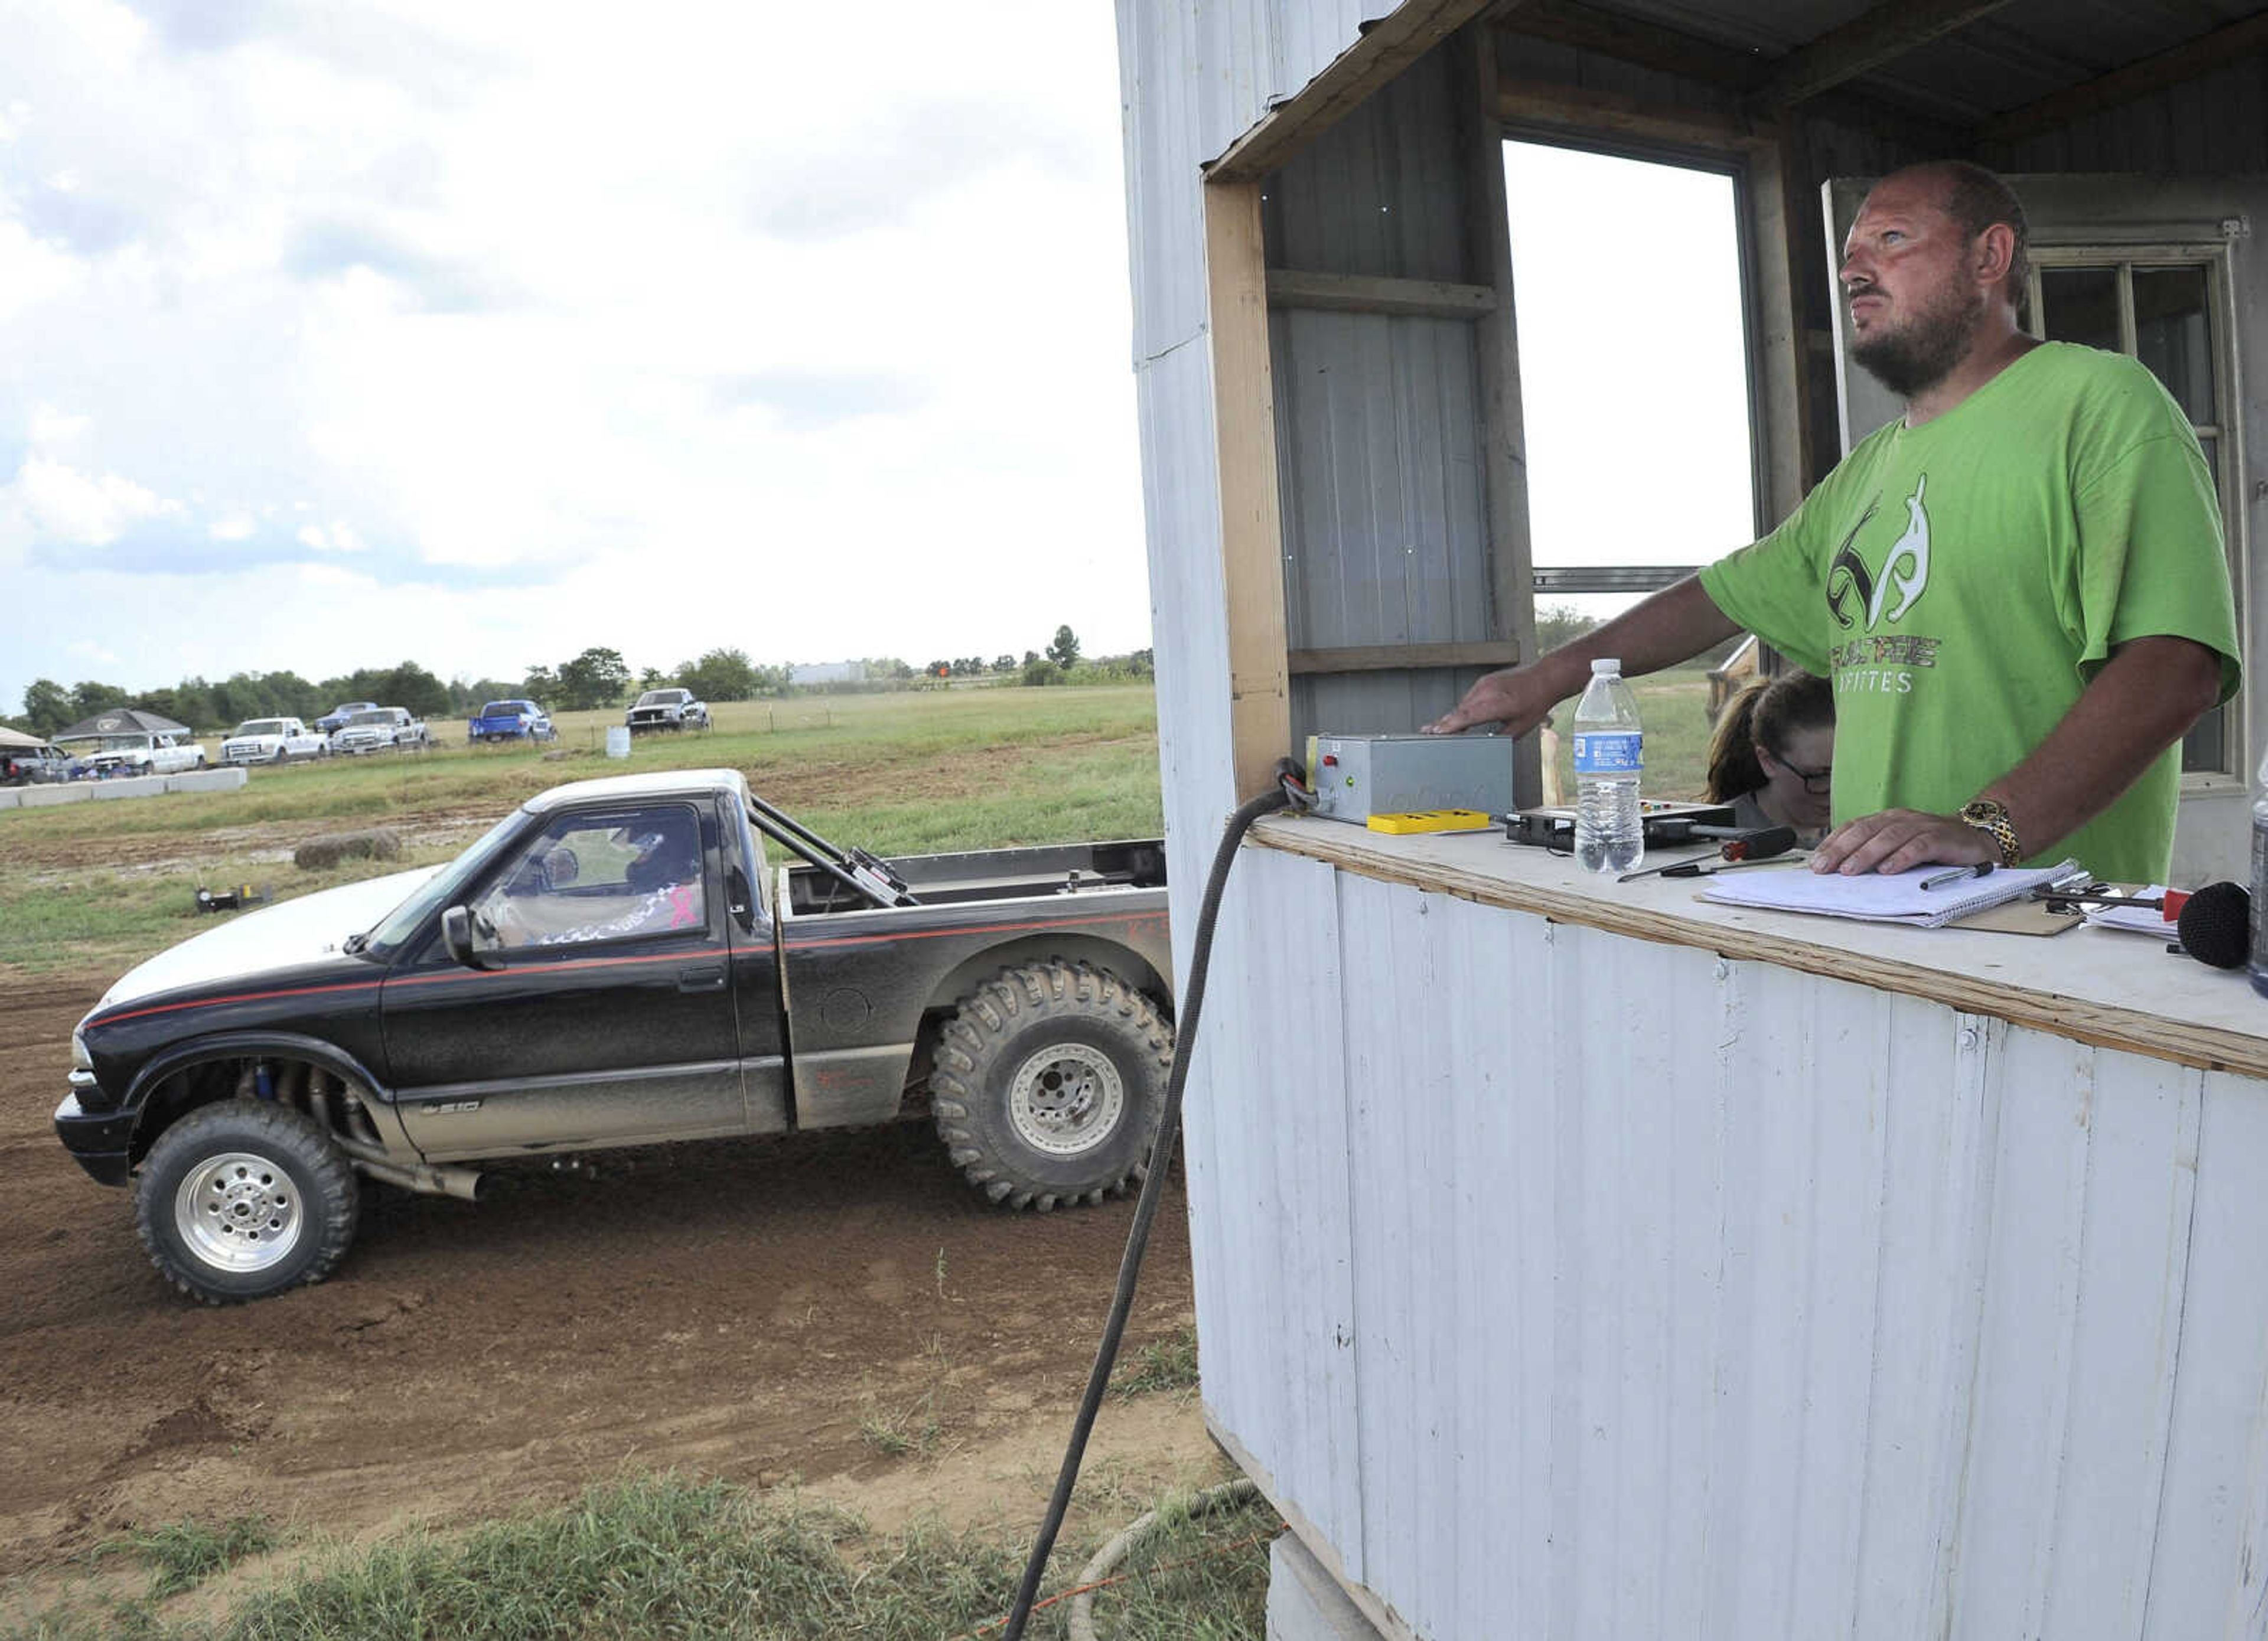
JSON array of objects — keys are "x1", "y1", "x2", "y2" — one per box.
[{"x1": 1591, "y1": 658, "x2": 1620, "y2": 675}]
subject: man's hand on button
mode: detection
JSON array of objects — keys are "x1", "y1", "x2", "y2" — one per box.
[{"x1": 1422, "y1": 666, "x2": 1556, "y2": 738}]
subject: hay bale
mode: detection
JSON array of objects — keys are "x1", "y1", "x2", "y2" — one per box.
[{"x1": 294, "y1": 828, "x2": 403, "y2": 871}]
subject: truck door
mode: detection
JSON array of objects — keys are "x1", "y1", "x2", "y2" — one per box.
[{"x1": 382, "y1": 798, "x2": 748, "y2": 1158}]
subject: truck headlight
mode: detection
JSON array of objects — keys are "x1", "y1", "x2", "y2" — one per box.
[{"x1": 71, "y1": 1027, "x2": 92, "y2": 1071}]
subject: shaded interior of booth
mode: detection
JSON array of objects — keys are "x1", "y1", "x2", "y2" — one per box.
[{"x1": 1201, "y1": 1, "x2": 2267, "y2": 881}]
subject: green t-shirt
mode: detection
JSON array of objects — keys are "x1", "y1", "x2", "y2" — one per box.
[{"x1": 1698, "y1": 342, "x2": 2238, "y2": 883}]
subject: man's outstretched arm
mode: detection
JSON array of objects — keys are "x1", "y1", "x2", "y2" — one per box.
[
  {"x1": 1810, "y1": 634, "x2": 2226, "y2": 874},
  {"x1": 1424, "y1": 576, "x2": 1742, "y2": 736}
]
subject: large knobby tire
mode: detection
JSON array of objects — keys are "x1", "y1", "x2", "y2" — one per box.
[
  {"x1": 134, "y1": 1101, "x2": 360, "y2": 1304},
  {"x1": 931, "y1": 961, "x2": 1171, "y2": 1211}
]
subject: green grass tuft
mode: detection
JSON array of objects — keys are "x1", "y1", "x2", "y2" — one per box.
[
  {"x1": 119, "y1": 1515, "x2": 279, "y2": 1600},
  {"x1": 1112, "y1": 1324, "x2": 1201, "y2": 1398},
  {"x1": 2, "y1": 1472, "x2": 1277, "y2": 1640}
]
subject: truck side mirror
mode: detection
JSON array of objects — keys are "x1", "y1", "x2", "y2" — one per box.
[
  {"x1": 726, "y1": 865, "x2": 756, "y2": 933},
  {"x1": 440, "y1": 906, "x2": 503, "y2": 971}
]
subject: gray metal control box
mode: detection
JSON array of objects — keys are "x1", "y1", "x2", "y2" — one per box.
[{"x1": 1306, "y1": 733, "x2": 1518, "y2": 823}]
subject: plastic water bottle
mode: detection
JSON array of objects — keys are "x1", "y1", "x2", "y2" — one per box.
[
  {"x1": 2250, "y1": 747, "x2": 2268, "y2": 997},
  {"x1": 1572, "y1": 658, "x2": 1644, "y2": 875}
]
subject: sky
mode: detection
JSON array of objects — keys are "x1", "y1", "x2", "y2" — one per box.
[
  {"x1": 1504, "y1": 141, "x2": 1757, "y2": 623},
  {"x1": 0, "y1": 0, "x2": 1151, "y2": 711},
  {"x1": 0, "y1": 6, "x2": 1765, "y2": 718}
]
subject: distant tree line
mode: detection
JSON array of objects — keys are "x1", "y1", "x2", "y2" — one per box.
[{"x1": 11, "y1": 627, "x2": 1156, "y2": 735}]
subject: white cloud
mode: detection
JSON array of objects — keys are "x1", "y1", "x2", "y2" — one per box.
[
  {"x1": 28, "y1": 403, "x2": 92, "y2": 448},
  {"x1": 0, "y1": 1, "x2": 1151, "y2": 710},
  {"x1": 12, "y1": 454, "x2": 180, "y2": 544}
]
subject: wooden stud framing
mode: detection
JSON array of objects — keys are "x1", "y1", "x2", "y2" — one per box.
[
  {"x1": 1459, "y1": 26, "x2": 1542, "y2": 807},
  {"x1": 1747, "y1": 0, "x2": 2019, "y2": 113},
  {"x1": 1498, "y1": 77, "x2": 1768, "y2": 148},
  {"x1": 1288, "y1": 641, "x2": 1522, "y2": 676},
  {"x1": 1978, "y1": 12, "x2": 2268, "y2": 146},
  {"x1": 1746, "y1": 133, "x2": 1811, "y2": 521},
  {"x1": 1204, "y1": 179, "x2": 1292, "y2": 802},
  {"x1": 1266, "y1": 269, "x2": 1498, "y2": 319}
]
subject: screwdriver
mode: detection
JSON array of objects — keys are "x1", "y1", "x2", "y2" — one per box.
[{"x1": 1616, "y1": 825, "x2": 1799, "y2": 883}]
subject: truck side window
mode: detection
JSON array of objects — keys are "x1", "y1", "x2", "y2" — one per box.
[{"x1": 471, "y1": 802, "x2": 708, "y2": 950}]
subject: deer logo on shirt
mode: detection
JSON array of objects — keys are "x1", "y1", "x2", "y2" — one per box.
[{"x1": 1824, "y1": 477, "x2": 1930, "y2": 631}]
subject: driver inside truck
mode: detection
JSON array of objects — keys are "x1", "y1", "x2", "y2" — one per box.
[{"x1": 485, "y1": 809, "x2": 707, "y2": 947}]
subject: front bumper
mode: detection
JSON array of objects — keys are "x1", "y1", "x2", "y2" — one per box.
[{"x1": 55, "y1": 1087, "x2": 134, "y2": 1185}]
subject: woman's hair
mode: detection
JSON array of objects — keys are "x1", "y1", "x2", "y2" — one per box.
[{"x1": 1704, "y1": 670, "x2": 1834, "y2": 802}]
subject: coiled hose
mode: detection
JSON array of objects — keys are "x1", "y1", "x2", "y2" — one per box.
[{"x1": 1000, "y1": 773, "x2": 1304, "y2": 1639}]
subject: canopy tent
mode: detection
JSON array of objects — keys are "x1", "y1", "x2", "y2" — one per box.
[
  {"x1": 0, "y1": 725, "x2": 50, "y2": 750},
  {"x1": 53, "y1": 707, "x2": 191, "y2": 742}
]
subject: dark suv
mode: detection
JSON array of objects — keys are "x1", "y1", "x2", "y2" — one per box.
[{"x1": 1, "y1": 742, "x2": 78, "y2": 785}]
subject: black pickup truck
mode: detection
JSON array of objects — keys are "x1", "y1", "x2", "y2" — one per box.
[{"x1": 56, "y1": 769, "x2": 1172, "y2": 1302}]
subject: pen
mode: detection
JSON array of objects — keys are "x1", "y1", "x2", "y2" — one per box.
[{"x1": 1921, "y1": 862, "x2": 1995, "y2": 890}]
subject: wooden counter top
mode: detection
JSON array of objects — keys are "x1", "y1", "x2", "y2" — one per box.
[{"x1": 1251, "y1": 813, "x2": 2268, "y2": 1079}]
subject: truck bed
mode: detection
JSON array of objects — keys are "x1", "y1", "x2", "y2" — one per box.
[{"x1": 779, "y1": 839, "x2": 1168, "y2": 917}]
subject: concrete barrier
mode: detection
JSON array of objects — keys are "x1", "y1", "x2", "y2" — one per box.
[
  {"x1": 166, "y1": 767, "x2": 250, "y2": 795},
  {"x1": 0, "y1": 788, "x2": 20, "y2": 810},
  {"x1": 17, "y1": 784, "x2": 90, "y2": 808},
  {"x1": 89, "y1": 775, "x2": 169, "y2": 801}
]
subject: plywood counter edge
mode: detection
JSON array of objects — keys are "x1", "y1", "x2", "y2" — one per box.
[{"x1": 1250, "y1": 815, "x2": 2268, "y2": 1081}]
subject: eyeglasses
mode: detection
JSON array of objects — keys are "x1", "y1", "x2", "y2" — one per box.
[{"x1": 1770, "y1": 755, "x2": 1832, "y2": 795}]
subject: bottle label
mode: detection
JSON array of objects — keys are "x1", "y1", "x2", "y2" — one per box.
[
  {"x1": 1573, "y1": 731, "x2": 1642, "y2": 775},
  {"x1": 2251, "y1": 815, "x2": 2268, "y2": 971}
]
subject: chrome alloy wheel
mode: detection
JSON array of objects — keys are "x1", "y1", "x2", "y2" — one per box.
[
  {"x1": 175, "y1": 1152, "x2": 303, "y2": 1271},
  {"x1": 1006, "y1": 1043, "x2": 1125, "y2": 1156}
]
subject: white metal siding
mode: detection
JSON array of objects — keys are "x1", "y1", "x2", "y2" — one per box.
[{"x1": 1193, "y1": 853, "x2": 2268, "y2": 1638}]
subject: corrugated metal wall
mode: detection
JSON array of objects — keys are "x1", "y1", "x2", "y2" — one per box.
[
  {"x1": 1117, "y1": 0, "x2": 1403, "y2": 963},
  {"x1": 1264, "y1": 46, "x2": 1501, "y2": 738},
  {"x1": 1193, "y1": 846, "x2": 2268, "y2": 1639}
]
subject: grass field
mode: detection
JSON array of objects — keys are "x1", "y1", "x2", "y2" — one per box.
[
  {"x1": 0, "y1": 686, "x2": 1165, "y2": 976},
  {"x1": 0, "y1": 673, "x2": 1730, "y2": 977},
  {"x1": 4, "y1": 1470, "x2": 1280, "y2": 1640}
]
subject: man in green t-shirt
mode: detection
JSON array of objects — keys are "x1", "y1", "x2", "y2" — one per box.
[{"x1": 1427, "y1": 161, "x2": 2238, "y2": 885}]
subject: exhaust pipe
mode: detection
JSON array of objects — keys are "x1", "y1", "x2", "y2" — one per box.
[{"x1": 335, "y1": 1136, "x2": 487, "y2": 1202}]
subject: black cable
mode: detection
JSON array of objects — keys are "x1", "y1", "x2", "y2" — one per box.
[{"x1": 1000, "y1": 781, "x2": 1293, "y2": 1639}]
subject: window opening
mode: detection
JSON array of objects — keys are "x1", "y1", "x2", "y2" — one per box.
[{"x1": 1504, "y1": 141, "x2": 1759, "y2": 802}]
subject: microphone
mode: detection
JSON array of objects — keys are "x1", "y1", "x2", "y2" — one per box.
[{"x1": 2175, "y1": 880, "x2": 2251, "y2": 969}]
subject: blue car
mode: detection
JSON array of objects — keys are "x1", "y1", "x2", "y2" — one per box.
[
  {"x1": 468, "y1": 699, "x2": 558, "y2": 743},
  {"x1": 315, "y1": 700, "x2": 380, "y2": 735}
]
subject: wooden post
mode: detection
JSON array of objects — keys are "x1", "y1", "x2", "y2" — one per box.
[
  {"x1": 1458, "y1": 27, "x2": 1543, "y2": 807},
  {"x1": 1204, "y1": 178, "x2": 1292, "y2": 802}
]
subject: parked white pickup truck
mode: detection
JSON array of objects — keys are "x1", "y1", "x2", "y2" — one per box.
[
  {"x1": 330, "y1": 706, "x2": 432, "y2": 756},
  {"x1": 80, "y1": 732, "x2": 208, "y2": 778},
  {"x1": 221, "y1": 717, "x2": 330, "y2": 765}
]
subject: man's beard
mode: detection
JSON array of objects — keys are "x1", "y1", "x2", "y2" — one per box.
[{"x1": 1851, "y1": 282, "x2": 1980, "y2": 398}]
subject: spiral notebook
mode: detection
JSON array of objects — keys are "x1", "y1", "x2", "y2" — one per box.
[{"x1": 1697, "y1": 859, "x2": 2083, "y2": 929}]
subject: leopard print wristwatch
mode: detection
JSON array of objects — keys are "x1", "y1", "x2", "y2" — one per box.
[{"x1": 1959, "y1": 798, "x2": 2023, "y2": 867}]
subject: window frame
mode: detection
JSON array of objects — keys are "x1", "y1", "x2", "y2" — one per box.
[{"x1": 1499, "y1": 128, "x2": 1770, "y2": 603}]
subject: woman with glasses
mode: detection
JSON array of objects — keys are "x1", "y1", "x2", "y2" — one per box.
[{"x1": 1705, "y1": 670, "x2": 1835, "y2": 844}]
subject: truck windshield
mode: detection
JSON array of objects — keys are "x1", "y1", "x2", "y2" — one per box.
[
  {"x1": 94, "y1": 735, "x2": 151, "y2": 751},
  {"x1": 357, "y1": 810, "x2": 524, "y2": 960},
  {"x1": 235, "y1": 720, "x2": 286, "y2": 736},
  {"x1": 637, "y1": 691, "x2": 686, "y2": 706},
  {"x1": 346, "y1": 710, "x2": 393, "y2": 726}
]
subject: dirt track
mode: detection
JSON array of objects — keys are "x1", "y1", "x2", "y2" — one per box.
[{"x1": 1, "y1": 974, "x2": 1209, "y2": 1577}]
